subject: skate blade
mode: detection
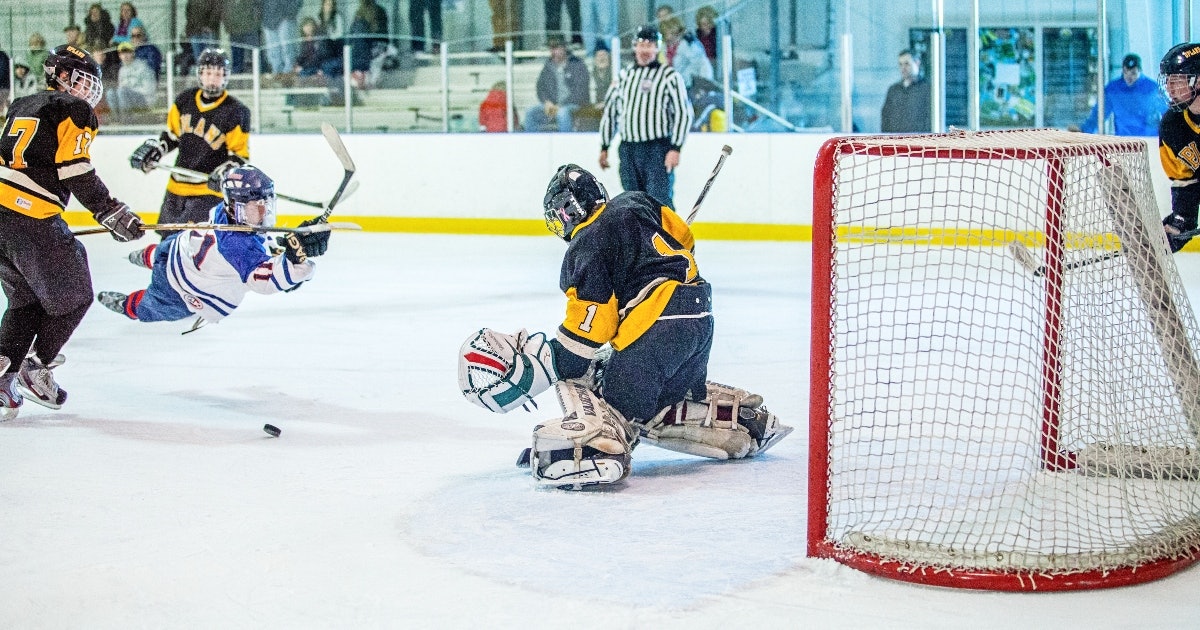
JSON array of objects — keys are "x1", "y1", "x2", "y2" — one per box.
[
  {"x1": 14, "y1": 385, "x2": 63, "y2": 410},
  {"x1": 0, "y1": 406, "x2": 18, "y2": 420},
  {"x1": 752, "y1": 424, "x2": 794, "y2": 456}
]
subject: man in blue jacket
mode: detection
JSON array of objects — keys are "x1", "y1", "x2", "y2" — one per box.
[
  {"x1": 524, "y1": 36, "x2": 591, "y2": 132},
  {"x1": 1080, "y1": 53, "x2": 1166, "y2": 136}
]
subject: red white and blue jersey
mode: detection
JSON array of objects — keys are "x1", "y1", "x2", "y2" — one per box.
[{"x1": 162, "y1": 204, "x2": 313, "y2": 321}]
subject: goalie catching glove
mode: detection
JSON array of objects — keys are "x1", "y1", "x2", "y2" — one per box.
[
  {"x1": 129, "y1": 137, "x2": 167, "y2": 173},
  {"x1": 458, "y1": 328, "x2": 558, "y2": 413}
]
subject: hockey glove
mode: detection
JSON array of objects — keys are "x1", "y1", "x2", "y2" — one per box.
[
  {"x1": 129, "y1": 138, "x2": 166, "y2": 173},
  {"x1": 1163, "y1": 212, "x2": 1197, "y2": 253},
  {"x1": 206, "y1": 159, "x2": 243, "y2": 193},
  {"x1": 93, "y1": 202, "x2": 145, "y2": 242}
]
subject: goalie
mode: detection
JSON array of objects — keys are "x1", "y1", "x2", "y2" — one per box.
[
  {"x1": 94, "y1": 165, "x2": 330, "y2": 326},
  {"x1": 458, "y1": 164, "x2": 791, "y2": 489}
]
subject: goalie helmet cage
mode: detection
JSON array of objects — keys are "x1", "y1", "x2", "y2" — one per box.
[{"x1": 808, "y1": 128, "x2": 1200, "y2": 591}]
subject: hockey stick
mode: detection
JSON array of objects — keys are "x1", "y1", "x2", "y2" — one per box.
[
  {"x1": 73, "y1": 221, "x2": 362, "y2": 237},
  {"x1": 152, "y1": 164, "x2": 359, "y2": 210},
  {"x1": 317, "y1": 121, "x2": 357, "y2": 222},
  {"x1": 685, "y1": 145, "x2": 733, "y2": 225},
  {"x1": 1007, "y1": 240, "x2": 1122, "y2": 277}
]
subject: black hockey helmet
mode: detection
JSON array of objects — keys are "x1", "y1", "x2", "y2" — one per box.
[
  {"x1": 1159, "y1": 42, "x2": 1200, "y2": 112},
  {"x1": 221, "y1": 165, "x2": 277, "y2": 227},
  {"x1": 634, "y1": 24, "x2": 661, "y2": 46},
  {"x1": 196, "y1": 48, "x2": 230, "y2": 98},
  {"x1": 44, "y1": 44, "x2": 104, "y2": 108},
  {"x1": 544, "y1": 164, "x2": 608, "y2": 241}
]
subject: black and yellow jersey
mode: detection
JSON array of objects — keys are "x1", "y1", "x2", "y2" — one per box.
[
  {"x1": 0, "y1": 89, "x2": 118, "y2": 218},
  {"x1": 1159, "y1": 108, "x2": 1200, "y2": 184},
  {"x1": 553, "y1": 190, "x2": 706, "y2": 372},
  {"x1": 160, "y1": 89, "x2": 250, "y2": 198}
]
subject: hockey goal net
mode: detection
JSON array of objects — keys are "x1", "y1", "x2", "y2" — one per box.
[{"x1": 808, "y1": 129, "x2": 1200, "y2": 591}]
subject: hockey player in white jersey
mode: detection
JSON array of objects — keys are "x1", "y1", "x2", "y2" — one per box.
[
  {"x1": 96, "y1": 165, "x2": 330, "y2": 323},
  {"x1": 458, "y1": 164, "x2": 791, "y2": 490}
]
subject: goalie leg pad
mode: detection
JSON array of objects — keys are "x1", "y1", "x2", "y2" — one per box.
[
  {"x1": 530, "y1": 381, "x2": 635, "y2": 489},
  {"x1": 639, "y1": 386, "x2": 793, "y2": 459}
]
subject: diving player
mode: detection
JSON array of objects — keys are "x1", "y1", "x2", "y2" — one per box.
[
  {"x1": 0, "y1": 44, "x2": 145, "y2": 418},
  {"x1": 128, "y1": 48, "x2": 251, "y2": 237},
  {"x1": 458, "y1": 164, "x2": 792, "y2": 488},
  {"x1": 1158, "y1": 42, "x2": 1200, "y2": 252},
  {"x1": 96, "y1": 165, "x2": 329, "y2": 325}
]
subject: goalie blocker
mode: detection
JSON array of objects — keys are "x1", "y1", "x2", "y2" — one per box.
[{"x1": 458, "y1": 328, "x2": 793, "y2": 488}]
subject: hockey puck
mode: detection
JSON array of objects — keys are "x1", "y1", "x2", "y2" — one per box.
[{"x1": 263, "y1": 423, "x2": 281, "y2": 437}]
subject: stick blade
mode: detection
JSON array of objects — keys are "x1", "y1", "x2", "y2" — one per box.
[{"x1": 321, "y1": 122, "x2": 356, "y2": 173}]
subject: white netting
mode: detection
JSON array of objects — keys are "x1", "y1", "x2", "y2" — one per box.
[{"x1": 813, "y1": 129, "x2": 1200, "y2": 585}]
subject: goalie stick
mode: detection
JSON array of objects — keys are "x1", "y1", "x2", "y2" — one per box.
[
  {"x1": 685, "y1": 145, "x2": 732, "y2": 225},
  {"x1": 73, "y1": 221, "x2": 362, "y2": 237}
]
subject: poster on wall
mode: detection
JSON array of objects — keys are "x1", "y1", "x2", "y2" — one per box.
[{"x1": 979, "y1": 27, "x2": 1037, "y2": 128}]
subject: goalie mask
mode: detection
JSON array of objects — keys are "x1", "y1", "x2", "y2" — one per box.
[
  {"x1": 196, "y1": 48, "x2": 231, "y2": 99},
  {"x1": 1159, "y1": 42, "x2": 1200, "y2": 112},
  {"x1": 44, "y1": 45, "x2": 104, "y2": 109},
  {"x1": 221, "y1": 166, "x2": 277, "y2": 227},
  {"x1": 543, "y1": 164, "x2": 608, "y2": 241}
]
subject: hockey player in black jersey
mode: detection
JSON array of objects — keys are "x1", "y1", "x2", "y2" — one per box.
[
  {"x1": 1158, "y1": 42, "x2": 1200, "y2": 252},
  {"x1": 0, "y1": 44, "x2": 145, "y2": 419},
  {"x1": 458, "y1": 164, "x2": 792, "y2": 489},
  {"x1": 129, "y1": 48, "x2": 251, "y2": 237}
]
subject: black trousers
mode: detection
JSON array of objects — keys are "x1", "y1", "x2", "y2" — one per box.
[{"x1": 617, "y1": 137, "x2": 675, "y2": 210}]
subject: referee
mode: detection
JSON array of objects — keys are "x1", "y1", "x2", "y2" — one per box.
[{"x1": 598, "y1": 24, "x2": 693, "y2": 209}]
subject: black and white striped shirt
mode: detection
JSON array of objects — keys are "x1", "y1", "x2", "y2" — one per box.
[{"x1": 599, "y1": 61, "x2": 693, "y2": 150}]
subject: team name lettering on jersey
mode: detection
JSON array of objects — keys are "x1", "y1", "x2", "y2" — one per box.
[
  {"x1": 178, "y1": 114, "x2": 227, "y2": 150},
  {"x1": 1178, "y1": 143, "x2": 1200, "y2": 170}
]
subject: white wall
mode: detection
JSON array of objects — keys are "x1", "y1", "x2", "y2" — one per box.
[{"x1": 81, "y1": 131, "x2": 1171, "y2": 228}]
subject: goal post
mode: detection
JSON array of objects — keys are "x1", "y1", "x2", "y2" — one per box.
[{"x1": 808, "y1": 129, "x2": 1200, "y2": 591}]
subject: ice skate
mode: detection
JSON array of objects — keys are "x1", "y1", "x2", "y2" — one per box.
[
  {"x1": 0, "y1": 357, "x2": 22, "y2": 420},
  {"x1": 16, "y1": 355, "x2": 67, "y2": 410},
  {"x1": 97, "y1": 291, "x2": 132, "y2": 318},
  {"x1": 127, "y1": 244, "x2": 155, "y2": 269}
]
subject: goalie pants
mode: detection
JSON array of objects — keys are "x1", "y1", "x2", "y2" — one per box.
[
  {"x1": 602, "y1": 282, "x2": 713, "y2": 423},
  {"x1": 157, "y1": 191, "x2": 222, "y2": 238}
]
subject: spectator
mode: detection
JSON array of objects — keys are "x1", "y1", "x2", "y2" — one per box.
[
  {"x1": 12, "y1": 62, "x2": 42, "y2": 99},
  {"x1": 0, "y1": 48, "x2": 8, "y2": 111},
  {"x1": 26, "y1": 33, "x2": 48, "y2": 84},
  {"x1": 478, "y1": 81, "x2": 518, "y2": 131},
  {"x1": 545, "y1": 0, "x2": 582, "y2": 47},
  {"x1": 319, "y1": 0, "x2": 346, "y2": 69},
  {"x1": 488, "y1": 0, "x2": 521, "y2": 53},
  {"x1": 263, "y1": 0, "x2": 303, "y2": 75},
  {"x1": 63, "y1": 24, "x2": 83, "y2": 48},
  {"x1": 109, "y1": 41, "x2": 156, "y2": 115},
  {"x1": 112, "y1": 2, "x2": 144, "y2": 45},
  {"x1": 222, "y1": 0, "x2": 263, "y2": 74},
  {"x1": 598, "y1": 24, "x2": 693, "y2": 209},
  {"x1": 348, "y1": 0, "x2": 388, "y2": 89},
  {"x1": 1079, "y1": 53, "x2": 1166, "y2": 136},
  {"x1": 591, "y1": 44, "x2": 612, "y2": 102},
  {"x1": 410, "y1": 0, "x2": 442, "y2": 53},
  {"x1": 295, "y1": 18, "x2": 331, "y2": 77},
  {"x1": 694, "y1": 5, "x2": 718, "y2": 67},
  {"x1": 880, "y1": 49, "x2": 931, "y2": 133},
  {"x1": 129, "y1": 26, "x2": 162, "y2": 79},
  {"x1": 83, "y1": 3, "x2": 115, "y2": 53},
  {"x1": 524, "y1": 35, "x2": 590, "y2": 132},
  {"x1": 184, "y1": 0, "x2": 222, "y2": 72},
  {"x1": 580, "y1": 0, "x2": 615, "y2": 54},
  {"x1": 655, "y1": 4, "x2": 675, "y2": 22},
  {"x1": 660, "y1": 16, "x2": 712, "y2": 89}
]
